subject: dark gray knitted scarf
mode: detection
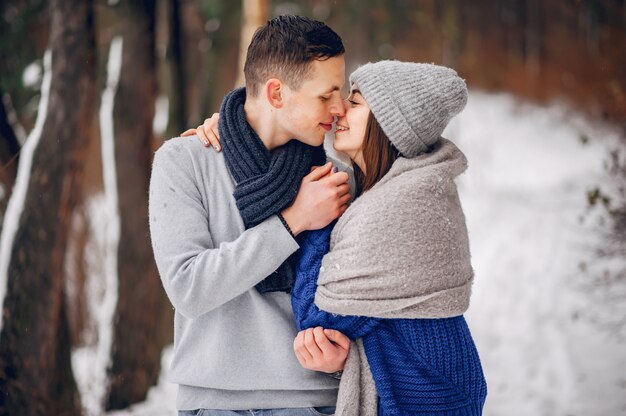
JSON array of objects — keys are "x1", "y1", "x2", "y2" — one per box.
[{"x1": 219, "y1": 87, "x2": 326, "y2": 294}]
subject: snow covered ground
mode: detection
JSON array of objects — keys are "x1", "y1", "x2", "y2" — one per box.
[
  {"x1": 451, "y1": 93, "x2": 626, "y2": 416},
  {"x1": 105, "y1": 92, "x2": 626, "y2": 416}
]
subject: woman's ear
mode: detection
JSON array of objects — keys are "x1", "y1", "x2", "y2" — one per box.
[{"x1": 265, "y1": 79, "x2": 284, "y2": 109}]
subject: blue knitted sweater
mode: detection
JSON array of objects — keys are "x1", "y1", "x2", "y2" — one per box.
[{"x1": 292, "y1": 224, "x2": 487, "y2": 416}]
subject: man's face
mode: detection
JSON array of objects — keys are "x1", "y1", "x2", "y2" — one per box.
[{"x1": 279, "y1": 55, "x2": 346, "y2": 147}]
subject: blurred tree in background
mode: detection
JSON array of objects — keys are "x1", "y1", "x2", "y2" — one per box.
[
  {"x1": 0, "y1": 0, "x2": 95, "y2": 414},
  {"x1": 0, "y1": 0, "x2": 624, "y2": 414},
  {"x1": 2, "y1": 1, "x2": 625, "y2": 132},
  {"x1": 102, "y1": 0, "x2": 171, "y2": 410},
  {"x1": 0, "y1": 98, "x2": 21, "y2": 231}
]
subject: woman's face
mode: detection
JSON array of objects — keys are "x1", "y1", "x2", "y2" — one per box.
[{"x1": 333, "y1": 90, "x2": 369, "y2": 172}]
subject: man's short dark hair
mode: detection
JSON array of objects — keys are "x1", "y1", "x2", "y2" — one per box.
[{"x1": 244, "y1": 15, "x2": 345, "y2": 97}]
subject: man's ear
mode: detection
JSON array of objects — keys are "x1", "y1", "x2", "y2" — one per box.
[{"x1": 265, "y1": 79, "x2": 284, "y2": 109}]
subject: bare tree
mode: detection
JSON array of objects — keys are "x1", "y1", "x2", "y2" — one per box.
[
  {"x1": 105, "y1": 0, "x2": 171, "y2": 410},
  {"x1": 235, "y1": 0, "x2": 269, "y2": 87},
  {"x1": 0, "y1": 0, "x2": 96, "y2": 414},
  {"x1": 0, "y1": 93, "x2": 21, "y2": 232},
  {"x1": 169, "y1": 0, "x2": 187, "y2": 135}
]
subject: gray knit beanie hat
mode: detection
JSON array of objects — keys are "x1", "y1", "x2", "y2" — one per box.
[{"x1": 349, "y1": 61, "x2": 468, "y2": 158}]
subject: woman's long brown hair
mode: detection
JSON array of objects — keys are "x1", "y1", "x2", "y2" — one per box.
[{"x1": 353, "y1": 112, "x2": 401, "y2": 196}]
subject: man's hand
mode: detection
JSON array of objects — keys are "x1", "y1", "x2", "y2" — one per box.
[
  {"x1": 293, "y1": 327, "x2": 350, "y2": 374},
  {"x1": 181, "y1": 113, "x2": 221, "y2": 151},
  {"x1": 281, "y1": 163, "x2": 350, "y2": 235}
]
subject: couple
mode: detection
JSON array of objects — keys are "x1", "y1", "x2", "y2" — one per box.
[{"x1": 149, "y1": 15, "x2": 486, "y2": 416}]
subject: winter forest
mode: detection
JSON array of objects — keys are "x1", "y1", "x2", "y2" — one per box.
[{"x1": 0, "y1": 0, "x2": 625, "y2": 415}]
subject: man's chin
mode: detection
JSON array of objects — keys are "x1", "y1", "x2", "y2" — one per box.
[{"x1": 301, "y1": 136, "x2": 325, "y2": 147}]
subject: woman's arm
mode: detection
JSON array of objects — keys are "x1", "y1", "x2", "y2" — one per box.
[{"x1": 292, "y1": 225, "x2": 380, "y2": 340}]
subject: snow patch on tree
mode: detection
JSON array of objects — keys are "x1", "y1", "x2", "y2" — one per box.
[
  {"x1": 72, "y1": 37, "x2": 123, "y2": 416},
  {"x1": 153, "y1": 95, "x2": 169, "y2": 136},
  {"x1": 22, "y1": 60, "x2": 43, "y2": 89}
]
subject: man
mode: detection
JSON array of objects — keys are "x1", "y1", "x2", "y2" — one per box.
[{"x1": 149, "y1": 16, "x2": 351, "y2": 415}]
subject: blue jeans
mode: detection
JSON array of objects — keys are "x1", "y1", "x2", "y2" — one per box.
[{"x1": 179, "y1": 407, "x2": 335, "y2": 416}]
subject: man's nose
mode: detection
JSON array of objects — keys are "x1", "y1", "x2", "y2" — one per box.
[{"x1": 329, "y1": 95, "x2": 345, "y2": 117}]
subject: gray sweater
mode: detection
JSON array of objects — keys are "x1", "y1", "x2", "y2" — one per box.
[{"x1": 149, "y1": 136, "x2": 340, "y2": 411}]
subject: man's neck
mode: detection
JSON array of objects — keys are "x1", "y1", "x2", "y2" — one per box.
[{"x1": 244, "y1": 98, "x2": 290, "y2": 151}]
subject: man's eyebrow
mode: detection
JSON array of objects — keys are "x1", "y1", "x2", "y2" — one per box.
[{"x1": 321, "y1": 86, "x2": 341, "y2": 94}]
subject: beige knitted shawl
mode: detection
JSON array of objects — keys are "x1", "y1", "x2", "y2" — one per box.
[{"x1": 315, "y1": 138, "x2": 474, "y2": 415}]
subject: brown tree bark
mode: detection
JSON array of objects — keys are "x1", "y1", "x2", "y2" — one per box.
[
  {"x1": 235, "y1": 0, "x2": 269, "y2": 87},
  {"x1": 169, "y1": 0, "x2": 187, "y2": 135},
  {"x1": 0, "y1": 92, "x2": 21, "y2": 231},
  {"x1": 0, "y1": 0, "x2": 96, "y2": 414},
  {"x1": 105, "y1": 0, "x2": 171, "y2": 410},
  {"x1": 199, "y1": 0, "x2": 242, "y2": 119}
]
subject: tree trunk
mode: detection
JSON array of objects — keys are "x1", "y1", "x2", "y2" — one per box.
[
  {"x1": 0, "y1": 0, "x2": 96, "y2": 414},
  {"x1": 202, "y1": 0, "x2": 242, "y2": 116},
  {"x1": 169, "y1": 0, "x2": 187, "y2": 135},
  {"x1": 105, "y1": 0, "x2": 171, "y2": 410},
  {"x1": 235, "y1": 0, "x2": 269, "y2": 87},
  {"x1": 0, "y1": 92, "x2": 21, "y2": 231}
]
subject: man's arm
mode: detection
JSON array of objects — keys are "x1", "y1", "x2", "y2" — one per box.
[
  {"x1": 149, "y1": 141, "x2": 351, "y2": 319},
  {"x1": 149, "y1": 142, "x2": 299, "y2": 318}
]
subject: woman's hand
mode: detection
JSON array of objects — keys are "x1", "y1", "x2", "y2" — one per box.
[
  {"x1": 293, "y1": 327, "x2": 350, "y2": 374},
  {"x1": 180, "y1": 112, "x2": 221, "y2": 151}
]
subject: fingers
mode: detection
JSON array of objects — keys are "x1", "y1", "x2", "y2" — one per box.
[
  {"x1": 305, "y1": 162, "x2": 332, "y2": 182},
  {"x1": 336, "y1": 183, "x2": 350, "y2": 198},
  {"x1": 294, "y1": 328, "x2": 324, "y2": 366},
  {"x1": 180, "y1": 128, "x2": 196, "y2": 137},
  {"x1": 303, "y1": 328, "x2": 323, "y2": 359},
  {"x1": 314, "y1": 165, "x2": 344, "y2": 180},
  {"x1": 193, "y1": 123, "x2": 208, "y2": 146},
  {"x1": 325, "y1": 170, "x2": 349, "y2": 186},
  {"x1": 294, "y1": 349, "x2": 306, "y2": 368},
  {"x1": 203, "y1": 116, "x2": 221, "y2": 151},
  {"x1": 337, "y1": 194, "x2": 351, "y2": 216},
  {"x1": 294, "y1": 328, "x2": 350, "y2": 373},
  {"x1": 198, "y1": 119, "x2": 211, "y2": 147},
  {"x1": 313, "y1": 326, "x2": 334, "y2": 353},
  {"x1": 339, "y1": 193, "x2": 351, "y2": 205},
  {"x1": 193, "y1": 113, "x2": 221, "y2": 150},
  {"x1": 293, "y1": 331, "x2": 311, "y2": 367},
  {"x1": 323, "y1": 329, "x2": 351, "y2": 351}
]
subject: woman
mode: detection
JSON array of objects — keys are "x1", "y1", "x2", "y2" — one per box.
[
  {"x1": 190, "y1": 61, "x2": 487, "y2": 416},
  {"x1": 290, "y1": 61, "x2": 487, "y2": 416}
]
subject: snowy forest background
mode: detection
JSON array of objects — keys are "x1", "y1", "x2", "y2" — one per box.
[{"x1": 0, "y1": 0, "x2": 625, "y2": 415}]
